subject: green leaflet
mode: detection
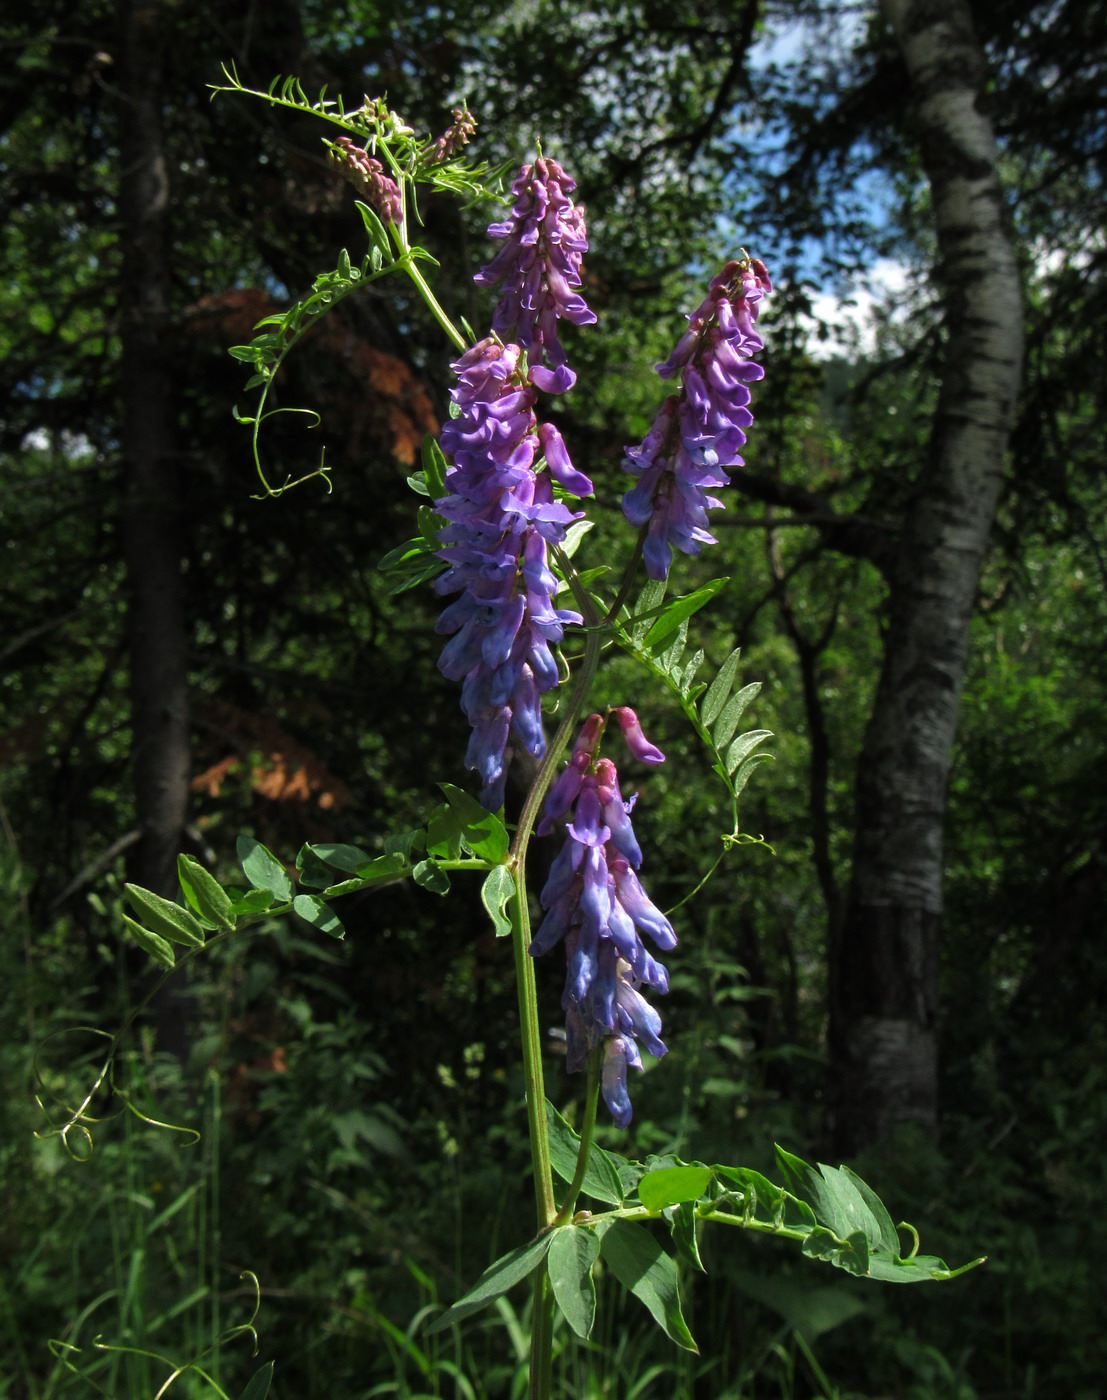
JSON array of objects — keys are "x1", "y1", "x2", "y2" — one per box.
[
  {"x1": 600, "y1": 1219, "x2": 697, "y2": 1352},
  {"x1": 236, "y1": 835, "x2": 294, "y2": 902},
  {"x1": 427, "y1": 1233, "x2": 553, "y2": 1333},
  {"x1": 121, "y1": 914, "x2": 176, "y2": 969},
  {"x1": 548, "y1": 1225, "x2": 599, "y2": 1339},
  {"x1": 177, "y1": 854, "x2": 235, "y2": 930},
  {"x1": 123, "y1": 884, "x2": 204, "y2": 947}
]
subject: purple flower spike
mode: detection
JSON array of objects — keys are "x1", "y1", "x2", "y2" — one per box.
[
  {"x1": 474, "y1": 158, "x2": 597, "y2": 393},
  {"x1": 435, "y1": 338, "x2": 584, "y2": 808},
  {"x1": 529, "y1": 712, "x2": 672, "y2": 1127},
  {"x1": 329, "y1": 136, "x2": 403, "y2": 225},
  {"x1": 622, "y1": 256, "x2": 771, "y2": 580}
]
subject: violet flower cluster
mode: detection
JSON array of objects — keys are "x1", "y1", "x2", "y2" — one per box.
[
  {"x1": 329, "y1": 135, "x2": 403, "y2": 225},
  {"x1": 427, "y1": 104, "x2": 477, "y2": 164},
  {"x1": 622, "y1": 257, "x2": 772, "y2": 580},
  {"x1": 474, "y1": 158, "x2": 597, "y2": 394},
  {"x1": 434, "y1": 340, "x2": 594, "y2": 810},
  {"x1": 530, "y1": 709, "x2": 675, "y2": 1127}
]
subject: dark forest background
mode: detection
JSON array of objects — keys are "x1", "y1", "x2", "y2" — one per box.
[{"x1": 2, "y1": 0, "x2": 1106, "y2": 1396}]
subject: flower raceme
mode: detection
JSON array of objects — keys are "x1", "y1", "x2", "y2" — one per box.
[
  {"x1": 474, "y1": 158, "x2": 597, "y2": 394},
  {"x1": 328, "y1": 135, "x2": 404, "y2": 225},
  {"x1": 622, "y1": 256, "x2": 772, "y2": 580},
  {"x1": 530, "y1": 709, "x2": 675, "y2": 1127},
  {"x1": 434, "y1": 339, "x2": 594, "y2": 810}
]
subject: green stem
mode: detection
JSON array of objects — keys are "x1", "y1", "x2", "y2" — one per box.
[
  {"x1": 529, "y1": 1268, "x2": 556, "y2": 1400},
  {"x1": 554, "y1": 1048, "x2": 602, "y2": 1225}
]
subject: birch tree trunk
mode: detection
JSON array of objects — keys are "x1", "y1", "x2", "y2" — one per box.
[
  {"x1": 118, "y1": 0, "x2": 191, "y2": 899},
  {"x1": 829, "y1": 0, "x2": 1024, "y2": 1153}
]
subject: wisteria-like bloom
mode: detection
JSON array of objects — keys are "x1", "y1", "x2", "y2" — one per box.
[
  {"x1": 427, "y1": 104, "x2": 477, "y2": 164},
  {"x1": 435, "y1": 339, "x2": 594, "y2": 809},
  {"x1": 622, "y1": 257, "x2": 772, "y2": 580},
  {"x1": 329, "y1": 136, "x2": 404, "y2": 225},
  {"x1": 530, "y1": 710, "x2": 674, "y2": 1127},
  {"x1": 473, "y1": 158, "x2": 597, "y2": 394}
]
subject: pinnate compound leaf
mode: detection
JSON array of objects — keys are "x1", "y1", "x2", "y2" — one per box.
[
  {"x1": 292, "y1": 894, "x2": 345, "y2": 939},
  {"x1": 700, "y1": 648, "x2": 742, "y2": 726},
  {"x1": 236, "y1": 836, "x2": 294, "y2": 902},
  {"x1": 427, "y1": 1233, "x2": 553, "y2": 1333},
  {"x1": 639, "y1": 1165, "x2": 712, "y2": 1212},
  {"x1": 600, "y1": 1220, "x2": 697, "y2": 1352},
  {"x1": 123, "y1": 884, "x2": 204, "y2": 947},
  {"x1": 544, "y1": 1099, "x2": 625, "y2": 1205},
  {"x1": 177, "y1": 855, "x2": 235, "y2": 930},
  {"x1": 481, "y1": 865, "x2": 515, "y2": 937},
  {"x1": 548, "y1": 1225, "x2": 599, "y2": 1339},
  {"x1": 642, "y1": 579, "x2": 727, "y2": 651},
  {"x1": 236, "y1": 1362, "x2": 274, "y2": 1400},
  {"x1": 121, "y1": 914, "x2": 176, "y2": 969}
]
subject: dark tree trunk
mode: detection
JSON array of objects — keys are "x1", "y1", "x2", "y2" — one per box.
[
  {"x1": 117, "y1": 0, "x2": 191, "y2": 900},
  {"x1": 829, "y1": 0, "x2": 1024, "y2": 1154}
]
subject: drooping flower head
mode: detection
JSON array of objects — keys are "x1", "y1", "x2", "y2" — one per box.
[
  {"x1": 435, "y1": 339, "x2": 594, "y2": 809},
  {"x1": 530, "y1": 708, "x2": 674, "y2": 1127},
  {"x1": 622, "y1": 256, "x2": 772, "y2": 580},
  {"x1": 474, "y1": 158, "x2": 597, "y2": 394},
  {"x1": 328, "y1": 135, "x2": 404, "y2": 225}
]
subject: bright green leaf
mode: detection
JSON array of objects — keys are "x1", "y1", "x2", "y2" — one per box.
[
  {"x1": 121, "y1": 915, "x2": 176, "y2": 969},
  {"x1": 544, "y1": 1100, "x2": 625, "y2": 1206},
  {"x1": 413, "y1": 859, "x2": 450, "y2": 895},
  {"x1": 600, "y1": 1220, "x2": 697, "y2": 1352},
  {"x1": 724, "y1": 728, "x2": 773, "y2": 776},
  {"x1": 639, "y1": 1165, "x2": 712, "y2": 1212},
  {"x1": 439, "y1": 783, "x2": 510, "y2": 862},
  {"x1": 292, "y1": 894, "x2": 345, "y2": 939},
  {"x1": 700, "y1": 648, "x2": 742, "y2": 726},
  {"x1": 642, "y1": 579, "x2": 727, "y2": 651},
  {"x1": 712, "y1": 681, "x2": 762, "y2": 749},
  {"x1": 668, "y1": 1201, "x2": 705, "y2": 1273},
  {"x1": 548, "y1": 1226, "x2": 599, "y2": 1339},
  {"x1": 177, "y1": 855, "x2": 235, "y2": 930},
  {"x1": 123, "y1": 884, "x2": 204, "y2": 947},
  {"x1": 236, "y1": 836, "x2": 294, "y2": 902},
  {"x1": 427, "y1": 1234, "x2": 553, "y2": 1333},
  {"x1": 481, "y1": 865, "x2": 515, "y2": 937},
  {"x1": 310, "y1": 842, "x2": 373, "y2": 873}
]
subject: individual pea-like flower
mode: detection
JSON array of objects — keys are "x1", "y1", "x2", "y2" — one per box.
[
  {"x1": 328, "y1": 135, "x2": 403, "y2": 225},
  {"x1": 530, "y1": 710, "x2": 674, "y2": 1127},
  {"x1": 434, "y1": 338, "x2": 593, "y2": 809},
  {"x1": 622, "y1": 257, "x2": 771, "y2": 580},
  {"x1": 427, "y1": 103, "x2": 477, "y2": 164},
  {"x1": 473, "y1": 158, "x2": 597, "y2": 394}
]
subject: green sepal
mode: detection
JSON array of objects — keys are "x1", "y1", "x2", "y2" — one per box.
[
  {"x1": 236, "y1": 835, "x2": 294, "y2": 902},
  {"x1": 177, "y1": 855, "x2": 235, "y2": 930},
  {"x1": 548, "y1": 1225, "x2": 599, "y2": 1339},
  {"x1": 481, "y1": 865, "x2": 515, "y2": 937},
  {"x1": 292, "y1": 894, "x2": 345, "y2": 939},
  {"x1": 427, "y1": 1233, "x2": 553, "y2": 1333},
  {"x1": 123, "y1": 884, "x2": 204, "y2": 947},
  {"x1": 599, "y1": 1219, "x2": 698, "y2": 1352},
  {"x1": 121, "y1": 914, "x2": 176, "y2": 969}
]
